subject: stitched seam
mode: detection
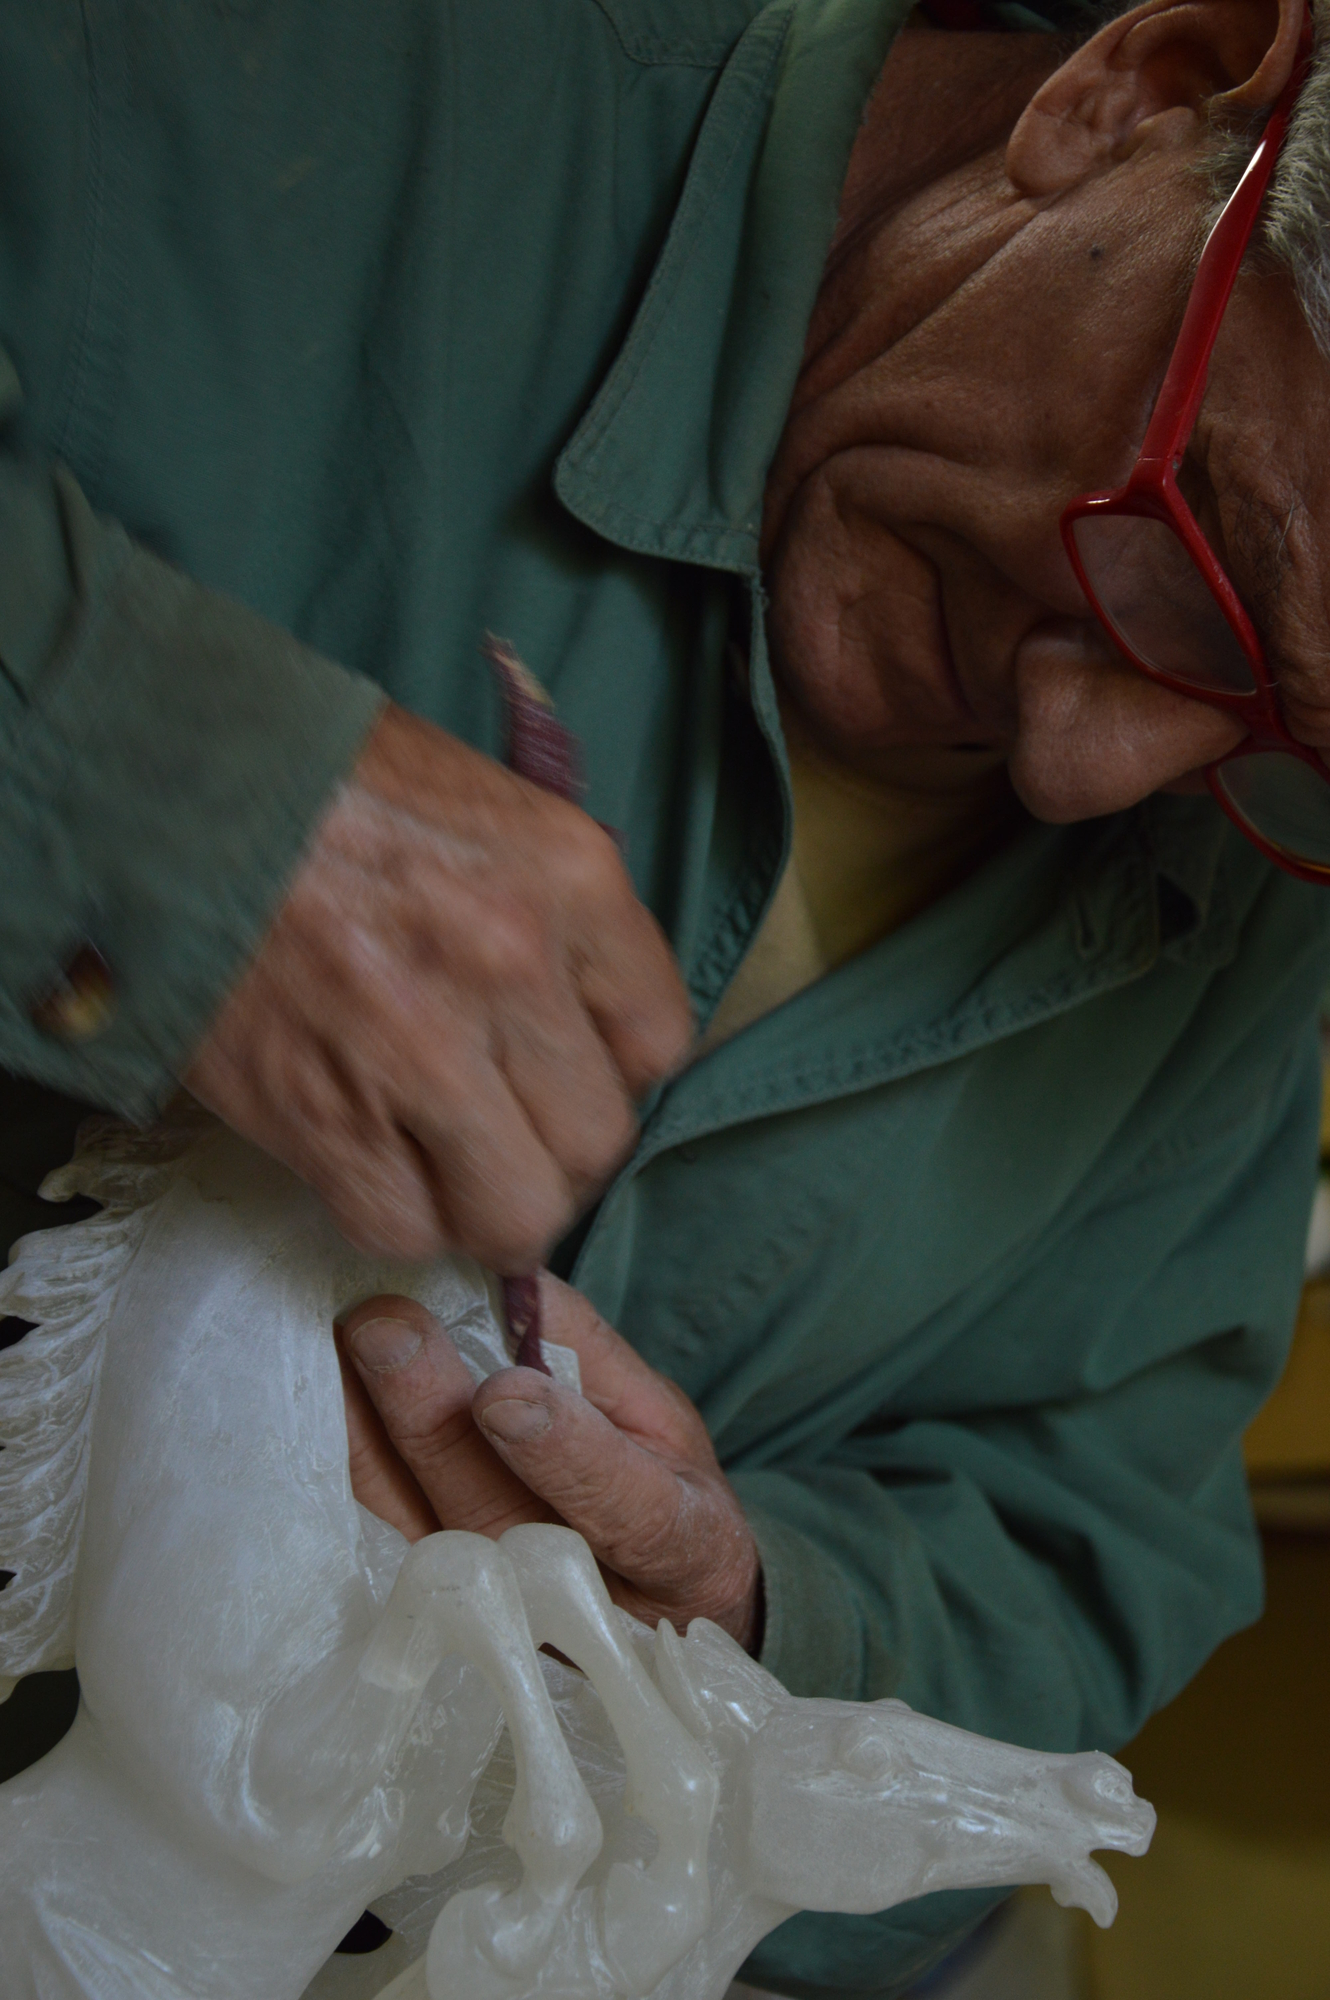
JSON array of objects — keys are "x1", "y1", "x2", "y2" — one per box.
[
  {"x1": 647, "y1": 935, "x2": 1160, "y2": 1154},
  {"x1": 564, "y1": 7, "x2": 793, "y2": 481},
  {"x1": 588, "y1": 0, "x2": 759, "y2": 67},
  {"x1": 577, "y1": 496, "x2": 758, "y2": 566}
]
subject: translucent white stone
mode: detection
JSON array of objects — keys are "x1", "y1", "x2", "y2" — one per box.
[{"x1": 0, "y1": 1112, "x2": 1154, "y2": 2000}]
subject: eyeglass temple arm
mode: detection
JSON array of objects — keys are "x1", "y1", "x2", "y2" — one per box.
[{"x1": 1137, "y1": 7, "x2": 1314, "y2": 473}]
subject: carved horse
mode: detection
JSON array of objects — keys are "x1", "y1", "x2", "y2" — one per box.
[{"x1": 0, "y1": 1110, "x2": 1153, "y2": 2000}]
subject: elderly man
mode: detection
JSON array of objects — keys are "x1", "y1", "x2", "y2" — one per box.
[{"x1": 2, "y1": 0, "x2": 1329, "y2": 1991}]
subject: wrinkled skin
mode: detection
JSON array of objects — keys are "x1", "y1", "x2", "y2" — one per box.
[
  {"x1": 339, "y1": 1279, "x2": 763, "y2": 1650},
  {"x1": 764, "y1": 0, "x2": 1326, "y2": 819},
  {"x1": 187, "y1": 706, "x2": 693, "y2": 1267}
]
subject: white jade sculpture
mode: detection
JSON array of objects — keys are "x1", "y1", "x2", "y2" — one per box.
[{"x1": 0, "y1": 1110, "x2": 1155, "y2": 2000}]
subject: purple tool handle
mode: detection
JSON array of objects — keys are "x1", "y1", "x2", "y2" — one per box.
[
  {"x1": 484, "y1": 633, "x2": 588, "y2": 1378},
  {"x1": 500, "y1": 1272, "x2": 548, "y2": 1376}
]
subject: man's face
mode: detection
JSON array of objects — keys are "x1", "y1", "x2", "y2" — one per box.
[{"x1": 762, "y1": 33, "x2": 1330, "y2": 825}]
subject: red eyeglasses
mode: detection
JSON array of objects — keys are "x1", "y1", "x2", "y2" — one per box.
[{"x1": 1061, "y1": 9, "x2": 1329, "y2": 883}]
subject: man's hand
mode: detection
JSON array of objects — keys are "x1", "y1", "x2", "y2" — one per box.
[
  {"x1": 185, "y1": 704, "x2": 693, "y2": 1267},
  {"x1": 336, "y1": 1274, "x2": 763, "y2": 1651}
]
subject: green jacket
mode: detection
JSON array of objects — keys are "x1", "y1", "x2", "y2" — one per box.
[{"x1": 1, "y1": 3, "x2": 1326, "y2": 1994}]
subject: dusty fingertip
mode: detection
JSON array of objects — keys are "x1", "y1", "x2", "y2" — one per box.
[
  {"x1": 336, "y1": 1292, "x2": 440, "y2": 1330},
  {"x1": 473, "y1": 1364, "x2": 563, "y2": 1430},
  {"x1": 477, "y1": 1396, "x2": 552, "y2": 1444},
  {"x1": 345, "y1": 1316, "x2": 424, "y2": 1374}
]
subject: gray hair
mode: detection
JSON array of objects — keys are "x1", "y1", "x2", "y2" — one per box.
[
  {"x1": 1082, "y1": 0, "x2": 1330, "y2": 351},
  {"x1": 1262, "y1": 5, "x2": 1330, "y2": 350}
]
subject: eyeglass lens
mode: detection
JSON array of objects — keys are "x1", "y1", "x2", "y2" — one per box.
[
  {"x1": 1213, "y1": 751, "x2": 1330, "y2": 868},
  {"x1": 1071, "y1": 513, "x2": 1257, "y2": 695},
  {"x1": 1074, "y1": 512, "x2": 1330, "y2": 871}
]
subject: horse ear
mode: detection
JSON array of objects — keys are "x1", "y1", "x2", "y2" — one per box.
[{"x1": 653, "y1": 1618, "x2": 784, "y2": 1744}]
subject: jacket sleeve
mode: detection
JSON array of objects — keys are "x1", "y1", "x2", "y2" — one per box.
[
  {"x1": 735, "y1": 1024, "x2": 1317, "y2": 1737},
  {"x1": 732, "y1": 1021, "x2": 1320, "y2": 1994},
  {"x1": 0, "y1": 360, "x2": 385, "y2": 1119}
]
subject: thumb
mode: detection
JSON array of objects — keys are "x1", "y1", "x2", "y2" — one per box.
[
  {"x1": 339, "y1": 1294, "x2": 550, "y2": 1538},
  {"x1": 472, "y1": 1366, "x2": 686, "y2": 1581}
]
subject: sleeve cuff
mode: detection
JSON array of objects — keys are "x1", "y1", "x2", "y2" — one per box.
[
  {"x1": 0, "y1": 468, "x2": 387, "y2": 1117},
  {"x1": 732, "y1": 1470, "x2": 900, "y2": 1703}
]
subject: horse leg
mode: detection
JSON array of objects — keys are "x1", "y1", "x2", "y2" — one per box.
[
  {"x1": 500, "y1": 1524, "x2": 719, "y2": 1998},
  {"x1": 360, "y1": 1530, "x2": 602, "y2": 1998}
]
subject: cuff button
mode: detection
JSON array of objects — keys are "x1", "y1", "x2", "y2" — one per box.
[{"x1": 30, "y1": 944, "x2": 116, "y2": 1042}]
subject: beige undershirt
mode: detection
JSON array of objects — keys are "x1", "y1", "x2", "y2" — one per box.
[{"x1": 700, "y1": 699, "x2": 1021, "y2": 1051}]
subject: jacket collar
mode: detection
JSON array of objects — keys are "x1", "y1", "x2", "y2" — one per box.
[
  {"x1": 633, "y1": 792, "x2": 1242, "y2": 1156},
  {"x1": 555, "y1": 0, "x2": 913, "y2": 571},
  {"x1": 556, "y1": 0, "x2": 1243, "y2": 1135},
  {"x1": 1138, "y1": 791, "x2": 1232, "y2": 957}
]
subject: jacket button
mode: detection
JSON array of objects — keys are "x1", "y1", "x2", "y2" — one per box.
[{"x1": 29, "y1": 944, "x2": 116, "y2": 1041}]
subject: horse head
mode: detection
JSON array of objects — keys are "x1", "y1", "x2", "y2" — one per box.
[{"x1": 736, "y1": 1698, "x2": 1154, "y2": 1928}]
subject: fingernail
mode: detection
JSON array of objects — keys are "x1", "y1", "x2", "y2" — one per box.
[
  {"x1": 479, "y1": 1397, "x2": 551, "y2": 1444},
  {"x1": 347, "y1": 1317, "x2": 424, "y2": 1374}
]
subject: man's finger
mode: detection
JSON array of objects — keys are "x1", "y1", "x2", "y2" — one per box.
[
  {"x1": 493, "y1": 987, "x2": 640, "y2": 1204},
  {"x1": 339, "y1": 1294, "x2": 553, "y2": 1538},
  {"x1": 529, "y1": 1271, "x2": 709, "y2": 1448},
  {"x1": 188, "y1": 1013, "x2": 452, "y2": 1263},
  {"x1": 399, "y1": 1049, "x2": 579, "y2": 1273},
  {"x1": 470, "y1": 1366, "x2": 695, "y2": 1585},
  {"x1": 335, "y1": 1337, "x2": 440, "y2": 1542},
  {"x1": 571, "y1": 885, "x2": 695, "y2": 1101}
]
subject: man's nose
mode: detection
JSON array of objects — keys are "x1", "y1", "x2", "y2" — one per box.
[{"x1": 1007, "y1": 620, "x2": 1247, "y2": 823}]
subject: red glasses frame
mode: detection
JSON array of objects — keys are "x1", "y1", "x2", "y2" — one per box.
[{"x1": 1060, "y1": 8, "x2": 1329, "y2": 883}]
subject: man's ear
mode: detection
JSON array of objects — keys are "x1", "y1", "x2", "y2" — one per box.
[{"x1": 1007, "y1": 0, "x2": 1305, "y2": 198}]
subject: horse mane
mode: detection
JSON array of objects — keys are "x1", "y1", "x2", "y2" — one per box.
[{"x1": 0, "y1": 1104, "x2": 211, "y2": 1695}]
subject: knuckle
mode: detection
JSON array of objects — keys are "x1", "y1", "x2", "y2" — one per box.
[
  {"x1": 642, "y1": 975, "x2": 695, "y2": 1059},
  {"x1": 393, "y1": 1399, "x2": 471, "y2": 1461},
  {"x1": 604, "y1": 965, "x2": 694, "y2": 1089},
  {"x1": 557, "y1": 1094, "x2": 638, "y2": 1189},
  {"x1": 472, "y1": 899, "x2": 551, "y2": 988},
  {"x1": 645, "y1": 1014, "x2": 695, "y2": 1080},
  {"x1": 480, "y1": 1184, "x2": 575, "y2": 1275},
  {"x1": 548, "y1": 808, "x2": 623, "y2": 903}
]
